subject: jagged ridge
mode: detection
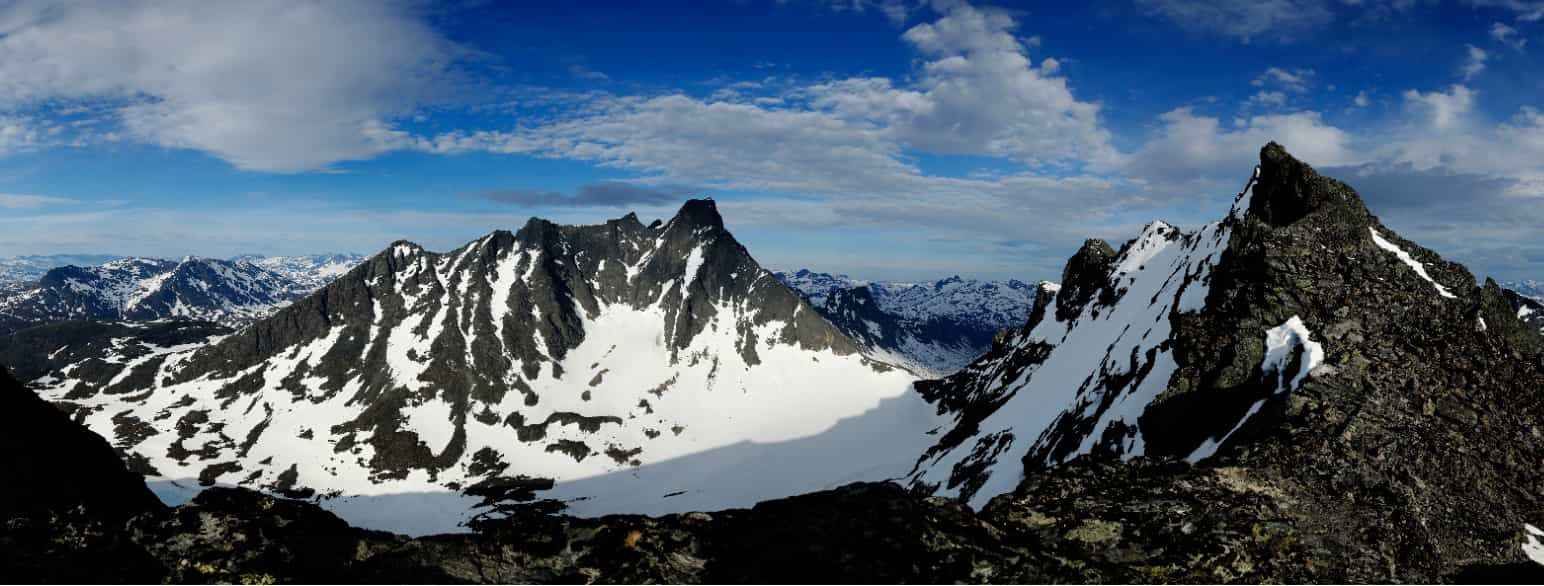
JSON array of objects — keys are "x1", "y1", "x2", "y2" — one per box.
[{"x1": 28, "y1": 199, "x2": 937, "y2": 535}]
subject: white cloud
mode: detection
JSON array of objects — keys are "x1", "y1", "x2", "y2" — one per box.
[
  {"x1": 806, "y1": 1, "x2": 1117, "y2": 167},
  {"x1": 423, "y1": 2, "x2": 1116, "y2": 186},
  {"x1": 1248, "y1": 90, "x2": 1289, "y2": 108},
  {"x1": 0, "y1": 116, "x2": 43, "y2": 154},
  {"x1": 1491, "y1": 21, "x2": 1528, "y2": 50},
  {"x1": 0, "y1": 193, "x2": 80, "y2": 209},
  {"x1": 1253, "y1": 67, "x2": 1316, "y2": 93},
  {"x1": 0, "y1": 0, "x2": 465, "y2": 172},
  {"x1": 1461, "y1": 44, "x2": 1490, "y2": 80},
  {"x1": 1354, "y1": 90, "x2": 1372, "y2": 108},
  {"x1": 1121, "y1": 107, "x2": 1357, "y2": 184},
  {"x1": 1403, "y1": 84, "x2": 1476, "y2": 131}
]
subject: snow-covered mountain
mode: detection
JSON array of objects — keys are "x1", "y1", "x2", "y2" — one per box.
[
  {"x1": 0, "y1": 254, "x2": 122, "y2": 285},
  {"x1": 773, "y1": 269, "x2": 1042, "y2": 374},
  {"x1": 905, "y1": 142, "x2": 1544, "y2": 514},
  {"x1": 229, "y1": 253, "x2": 366, "y2": 290},
  {"x1": 1504, "y1": 287, "x2": 1544, "y2": 334},
  {"x1": 1505, "y1": 280, "x2": 1544, "y2": 302},
  {"x1": 0, "y1": 257, "x2": 306, "y2": 332},
  {"x1": 30, "y1": 200, "x2": 942, "y2": 535}
]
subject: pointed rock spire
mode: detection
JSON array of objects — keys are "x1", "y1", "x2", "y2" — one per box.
[
  {"x1": 1249, "y1": 141, "x2": 1368, "y2": 227},
  {"x1": 672, "y1": 198, "x2": 725, "y2": 230}
]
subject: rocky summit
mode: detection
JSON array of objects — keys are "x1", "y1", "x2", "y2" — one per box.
[{"x1": 6, "y1": 145, "x2": 1544, "y2": 583}]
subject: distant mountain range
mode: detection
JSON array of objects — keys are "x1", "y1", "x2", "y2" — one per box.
[
  {"x1": 1505, "y1": 280, "x2": 1544, "y2": 301},
  {"x1": 0, "y1": 254, "x2": 124, "y2": 284},
  {"x1": 229, "y1": 253, "x2": 367, "y2": 290},
  {"x1": 773, "y1": 269, "x2": 1045, "y2": 375},
  {"x1": 0, "y1": 253, "x2": 365, "y2": 286},
  {"x1": 0, "y1": 253, "x2": 365, "y2": 334}
]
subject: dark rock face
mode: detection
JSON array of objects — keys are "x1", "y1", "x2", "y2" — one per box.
[
  {"x1": 1054, "y1": 238, "x2": 1118, "y2": 323},
  {"x1": 904, "y1": 142, "x2": 1544, "y2": 580},
  {"x1": 1141, "y1": 144, "x2": 1544, "y2": 578},
  {"x1": 0, "y1": 364, "x2": 161, "y2": 523},
  {"x1": 0, "y1": 320, "x2": 232, "y2": 383}
]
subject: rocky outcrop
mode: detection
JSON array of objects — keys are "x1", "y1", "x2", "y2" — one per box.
[
  {"x1": 907, "y1": 142, "x2": 1544, "y2": 580},
  {"x1": 0, "y1": 364, "x2": 161, "y2": 522}
]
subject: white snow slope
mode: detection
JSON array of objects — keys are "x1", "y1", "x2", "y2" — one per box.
[
  {"x1": 35, "y1": 206, "x2": 944, "y2": 536},
  {"x1": 907, "y1": 169, "x2": 1274, "y2": 508}
]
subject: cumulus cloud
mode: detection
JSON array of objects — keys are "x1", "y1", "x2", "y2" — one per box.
[
  {"x1": 1120, "y1": 107, "x2": 1357, "y2": 185},
  {"x1": 421, "y1": 2, "x2": 1116, "y2": 190},
  {"x1": 482, "y1": 182, "x2": 690, "y2": 208},
  {"x1": 802, "y1": 2, "x2": 1117, "y2": 167},
  {"x1": 0, "y1": 0, "x2": 466, "y2": 172},
  {"x1": 1354, "y1": 90, "x2": 1372, "y2": 108},
  {"x1": 1403, "y1": 85, "x2": 1476, "y2": 131}
]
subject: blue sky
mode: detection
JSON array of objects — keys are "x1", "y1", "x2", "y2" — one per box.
[{"x1": 2, "y1": 0, "x2": 1543, "y2": 282}]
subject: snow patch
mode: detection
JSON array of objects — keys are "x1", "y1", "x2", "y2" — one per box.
[
  {"x1": 1186, "y1": 316, "x2": 1324, "y2": 463},
  {"x1": 1525, "y1": 524, "x2": 1544, "y2": 567},
  {"x1": 1369, "y1": 228, "x2": 1456, "y2": 299}
]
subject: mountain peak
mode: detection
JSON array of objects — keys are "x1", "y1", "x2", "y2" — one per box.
[
  {"x1": 614, "y1": 211, "x2": 645, "y2": 229},
  {"x1": 672, "y1": 198, "x2": 724, "y2": 230},
  {"x1": 1055, "y1": 238, "x2": 1116, "y2": 322},
  {"x1": 1249, "y1": 142, "x2": 1368, "y2": 227}
]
